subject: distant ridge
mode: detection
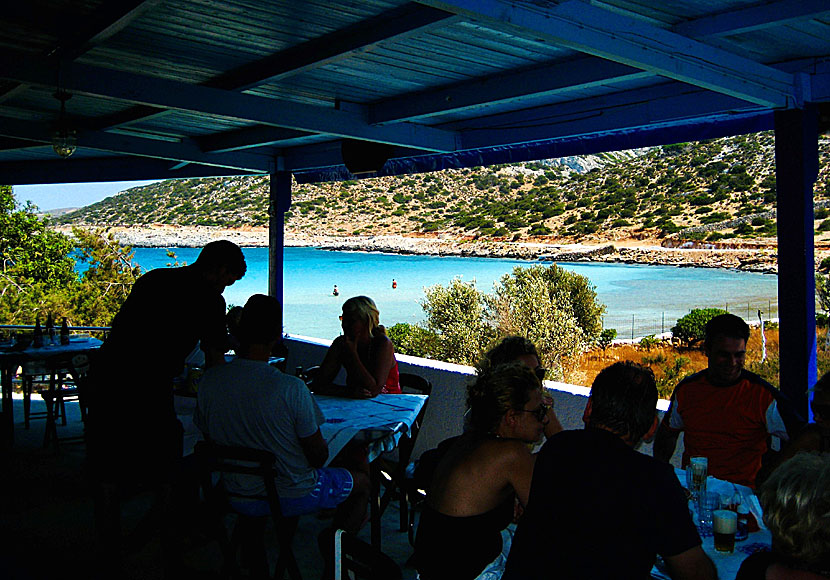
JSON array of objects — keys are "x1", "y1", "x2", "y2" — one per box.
[{"x1": 56, "y1": 133, "x2": 830, "y2": 246}]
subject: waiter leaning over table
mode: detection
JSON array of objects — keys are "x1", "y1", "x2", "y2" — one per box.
[{"x1": 85, "y1": 240, "x2": 246, "y2": 575}]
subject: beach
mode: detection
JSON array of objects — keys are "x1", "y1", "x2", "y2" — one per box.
[{"x1": 58, "y1": 224, "x2": 782, "y2": 273}]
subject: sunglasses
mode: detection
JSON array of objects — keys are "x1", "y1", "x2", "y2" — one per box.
[
  {"x1": 517, "y1": 404, "x2": 550, "y2": 422},
  {"x1": 534, "y1": 366, "x2": 547, "y2": 381}
]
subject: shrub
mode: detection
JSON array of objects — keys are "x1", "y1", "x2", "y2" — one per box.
[
  {"x1": 638, "y1": 335, "x2": 659, "y2": 351},
  {"x1": 671, "y1": 308, "x2": 728, "y2": 345},
  {"x1": 386, "y1": 323, "x2": 439, "y2": 359},
  {"x1": 598, "y1": 328, "x2": 617, "y2": 350}
]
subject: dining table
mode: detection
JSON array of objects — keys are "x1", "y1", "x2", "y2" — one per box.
[
  {"x1": 651, "y1": 468, "x2": 771, "y2": 580},
  {"x1": 176, "y1": 389, "x2": 428, "y2": 549},
  {"x1": 0, "y1": 336, "x2": 102, "y2": 445}
]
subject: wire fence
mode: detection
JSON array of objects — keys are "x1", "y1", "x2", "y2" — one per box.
[{"x1": 603, "y1": 299, "x2": 780, "y2": 341}]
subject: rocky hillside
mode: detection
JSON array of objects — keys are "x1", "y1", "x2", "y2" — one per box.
[{"x1": 58, "y1": 132, "x2": 830, "y2": 245}]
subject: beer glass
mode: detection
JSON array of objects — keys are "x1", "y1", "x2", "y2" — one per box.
[
  {"x1": 686, "y1": 456, "x2": 708, "y2": 501},
  {"x1": 713, "y1": 510, "x2": 737, "y2": 553}
]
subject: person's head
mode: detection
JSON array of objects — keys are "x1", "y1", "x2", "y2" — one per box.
[
  {"x1": 810, "y1": 372, "x2": 830, "y2": 427},
  {"x1": 583, "y1": 361, "x2": 658, "y2": 443},
  {"x1": 467, "y1": 362, "x2": 546, "y2": 442},
  {"x1": 479, "y1": 336, "x2": 545, "y2": 382},
  {"x1": 193, "y1": 240, "x2": 247, "y2": 292},
  {"x1": 704, "y1": 313, "x2": 749, "y2": 385},
  {"x1": 237, "y1": 294, "x2": 282, "y2": 350},
  {"x1": 759, "y1": 453, "x2": 830, "y2": 572},
  {"x1": 226, "y1": 306, "x2": 244, "y2": 337},
  {"x1": 340, "y1": 296, "x2": 380, "y2": 338}
]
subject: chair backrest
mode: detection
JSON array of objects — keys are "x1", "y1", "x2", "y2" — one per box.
[
  {"x1": 396, "y1": 373, "x2": 432, "y2": 460},
  {"x1": 194, "y1": 440, "x2": 283, "y2": 512},
  {"x1": 398, "y1": 372, "x2": 431, "y2": 397},
  {"x1": 302, "y1": 365, "x2": 321, "y2": 385},
  {"x1": 334, "y1": 529, "x2": 402, "y2": 580}
]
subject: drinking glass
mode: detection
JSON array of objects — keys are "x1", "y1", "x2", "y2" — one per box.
[
  {"x1": 713, "y1": 510, "x2": 737, "y2": 552},
  {"x1": 698, "y1": 491, "x2": 720, "y2": 535},
  {"x1": 686, "y1": 456, "x2": 708, "y2": 502}
]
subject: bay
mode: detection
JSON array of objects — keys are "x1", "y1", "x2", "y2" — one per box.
[{"x1": 129, "y1": 247, "x2": 779, "y2": 341}]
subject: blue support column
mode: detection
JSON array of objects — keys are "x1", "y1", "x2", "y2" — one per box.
[
  {"x1": 268, "y1": 171, "x2": 292, "y2": 304},
  {"x1": 775, "y1": 106, "x2": 819, "y2": 420}
]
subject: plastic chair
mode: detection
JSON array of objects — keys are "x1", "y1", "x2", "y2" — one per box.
[
  {"x1": 333, "y1": 529, "x2": 402, "y2": 580},
  {"x1": 194, "y1": 440, "x2": 302, "y2": 580},
  {"x1": 378, "y1": 372, "x2": 431, "y2": 537}
]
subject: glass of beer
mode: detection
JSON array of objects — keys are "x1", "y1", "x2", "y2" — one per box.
[
  {"x1": 686, "y1": 456, "x2": 708, "y2": 501},
  {"x1": 713, "y1": 510, "x2": 737, "y2": 553}
]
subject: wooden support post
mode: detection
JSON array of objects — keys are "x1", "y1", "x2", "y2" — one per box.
[{"x1": 775, "y1": 106, "x2": 819, "y2": 420}]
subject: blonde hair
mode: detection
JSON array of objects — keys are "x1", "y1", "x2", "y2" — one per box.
[
  {"x1": 467, "y1": 362, "x2": 541, "y2": 434},
  {"x1": 760, "y1": 452, "x2": 830, "y2": 570},
  {"x1": 342, "y1": 296, "x2": 380, "y2": 337}
]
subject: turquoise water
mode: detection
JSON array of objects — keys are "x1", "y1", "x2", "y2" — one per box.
[{"x1": 129, "y1": 247, "x2": 779, "y2": 340}]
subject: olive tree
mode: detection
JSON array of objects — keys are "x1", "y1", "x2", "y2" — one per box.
[
  {"x1": 422, "y1": 278, "x2": 493, "y2": 365},
  {"x1": 485, "y1": 264, "x2": 605, "y2": 378}
]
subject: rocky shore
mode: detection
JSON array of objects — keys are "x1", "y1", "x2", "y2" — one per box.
[{"x1": 60, "y1": 225, "x2": 781, "y2": 273}]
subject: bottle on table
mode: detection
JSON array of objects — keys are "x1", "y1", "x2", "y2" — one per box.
[
  {"x1": 45, "y1": 313, "x2": 56, "y2": 346},
  {"x1": 60, "y1": 317, "x2": 70, "y2": 345},
  {"x1": 33, "y1": 315, "x2": 43, "y2": 347}
]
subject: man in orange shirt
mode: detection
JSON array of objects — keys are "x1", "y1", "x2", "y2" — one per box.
[{"x1": 654, "y1": 314, "x2": 800, "y2": 488}]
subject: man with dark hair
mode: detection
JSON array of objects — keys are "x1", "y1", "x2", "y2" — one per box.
[
  {"x1": 86, "y1": 239, "x2": 246, "y2": 573},
  {"x1": 195, "y1": 294, "x2": 369, "y2": 536},
  {"x1": 503, "y1": 362, "x2": 715, "y2": 580},
  {"x1": 654, "y1": 313, "x2": 797, "y2": 488}
]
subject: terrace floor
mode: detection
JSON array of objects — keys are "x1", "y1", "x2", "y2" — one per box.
[{"x1": 1, "y1": 396, "x2": 420, "y2": 579}]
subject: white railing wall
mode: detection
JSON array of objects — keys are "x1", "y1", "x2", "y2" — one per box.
[{"x1": 284, "y1": 336, "x2": 681, "y2": 463}]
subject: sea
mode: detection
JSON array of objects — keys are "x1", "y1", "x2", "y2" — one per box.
[
  {"x1": 127, "y1": 248, "x2": 778, "y2": 339},
  {"x1": 129, "y1": 247, "x2": 779, "y2": 341}
]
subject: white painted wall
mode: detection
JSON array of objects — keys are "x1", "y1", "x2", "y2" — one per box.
[{"x1": 284, "y1": 336, "x2": 683, "y2": 463}]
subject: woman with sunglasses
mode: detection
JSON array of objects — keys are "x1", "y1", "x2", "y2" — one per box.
[
  {"x1": 312, "y1": 295, "x2": 400, "y2": 398},
  {"x1": 414, "y1": 362, "x2": 557, "y2": 580}
]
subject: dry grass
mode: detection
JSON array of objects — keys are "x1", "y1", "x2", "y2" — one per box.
[{"x1": 564, "y1": 327, "x2": 781, "y2": 399}]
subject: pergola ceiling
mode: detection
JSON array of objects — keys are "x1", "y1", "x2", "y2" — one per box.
[{"x1": 0, "y1": 0, "x2": 828, "y2": 185}]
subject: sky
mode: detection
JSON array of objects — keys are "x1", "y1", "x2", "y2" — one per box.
[{"x1": 12, "y1": 180, "x2": 161, "y2": 211}]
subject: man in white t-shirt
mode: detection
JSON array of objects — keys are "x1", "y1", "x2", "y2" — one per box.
[{"x1": 194, "y1": 294, "x2": 369, "y2": 533}]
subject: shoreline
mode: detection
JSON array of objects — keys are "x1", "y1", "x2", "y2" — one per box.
[{"x1": 57, "y1": 225, "x2": 780, "y2": 274}]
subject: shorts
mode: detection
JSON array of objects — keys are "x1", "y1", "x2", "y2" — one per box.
[{"x1": 230, "y1": 467, "x2": 353, "y2": 517}]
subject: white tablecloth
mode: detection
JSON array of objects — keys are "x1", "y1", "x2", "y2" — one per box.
[
  {"x1": 314, "y1": 393, "x2": 427, "y2": 465},
  {"x1": 176, "y1": 392, "x2": 428, "y2": 463},
  {"x1": 651, "y1": 469, "x2": 771, "y2": 580}
]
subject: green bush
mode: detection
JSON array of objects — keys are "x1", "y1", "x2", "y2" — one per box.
[
  {"x1": 671, "y1": 308, "x2": 728, "y2": 344},
  {"x1": 386, "y1": 323, "x2": 439, "y2": 359},
  {"x1": 638, "y1": 335, "x2": 659, "y2": 351},
  {"x1": 598, "y1": 328, "x2": 617, "y2": 350}
]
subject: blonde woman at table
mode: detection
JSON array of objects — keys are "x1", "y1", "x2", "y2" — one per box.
[
  {"x1": 736, "y1": 453, "x2": 830, "y2": 580},
  {"x1": 414, "y1": 362, "x2": 556, "y2": 580},
  {"x1": 312, "y1": 295, "x2": 400, "y2": 398}
]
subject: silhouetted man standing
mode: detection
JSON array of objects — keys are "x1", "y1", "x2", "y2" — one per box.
[{"x1": 86, "y1": 240, "x2": 246, "y2": 575}]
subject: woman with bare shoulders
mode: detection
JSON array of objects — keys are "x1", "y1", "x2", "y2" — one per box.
[
  {"x1": 312, "y1": 296, "x2": 400, "y2": 398},
  {"x1": 414, "y1": 362, "x2": 558, "y2": 580}
]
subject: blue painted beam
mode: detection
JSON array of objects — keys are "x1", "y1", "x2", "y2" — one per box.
[
  {"x1": 197, "y1": 126, "x2": 311, "y2": 154},
  {"x1": 294, "y1": 111, "x2": 774, "y2": 183},
  {"x1": 457, "y1": 82, "x2": 762, "y2": 150},
  {"x1": 775, "y1": 106, "x2": 819, "y2": 420},
  {"x1": 673, "y1": 0, "x2": 830, "y2": 38},
  {"x1": 268, "y1": 172, "x2": 292, "y2": 305},
  {"x1": 0, "y1": 118, "x2": 273, "y2": 173},
  {"x1": 418, "y1": 0, "x2": 796, "y2": 107},
  {"x1": 0, "y1": 51, "x2": 459, "y2": 152},
  {"x1": 0, "y1": 157, "x2": 258, "y2": 185},
  {"x1": 370, "y1": 57, "x2": 652, "y2": 124}
]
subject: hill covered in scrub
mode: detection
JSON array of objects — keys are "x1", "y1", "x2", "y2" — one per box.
[{"x1": 58, "y1": 132, "x2": 830, "y2": 245}]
